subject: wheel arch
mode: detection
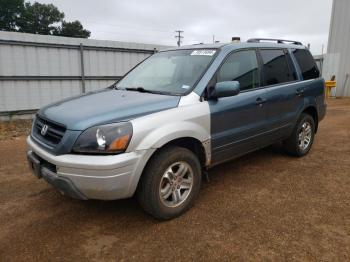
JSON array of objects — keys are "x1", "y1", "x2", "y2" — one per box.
[
  {"x1": 133, "y1": 136, "x2": 209, "y2": 198},
  {"x1": 154, "y1": 137, "x2": 208, "y2": 168},
  {"x1": 302, "y1": 106, "x2": 319, "y2": 133}
]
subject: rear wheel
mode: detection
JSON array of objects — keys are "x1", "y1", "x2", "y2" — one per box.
[
  {"x1": 137, "y1": 146, "x2": 202, "y2": 220},
  {"x1": 283, "y1": 113, "x2": 315, "y2": 157}
]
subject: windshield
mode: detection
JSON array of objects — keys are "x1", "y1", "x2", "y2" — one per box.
[{"x1": 116, "y1": 49, "x2": 217, "y2": 95}]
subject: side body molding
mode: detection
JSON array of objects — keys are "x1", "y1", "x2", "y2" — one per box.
[{"x1": 128, "y1": 92, "x2": 211, "y2": 166}]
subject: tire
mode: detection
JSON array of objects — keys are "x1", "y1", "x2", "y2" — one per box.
[
  {"x1": 283, "y1": 113, "x2": 315, "y2": 157},
  {"x1": 137, "y1": 146, "x2": 202, "y2": 220}
]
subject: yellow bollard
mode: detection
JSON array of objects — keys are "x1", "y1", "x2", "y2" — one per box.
[{"x1": 325, "y1": 81, "x2": 336, "y2": 97}]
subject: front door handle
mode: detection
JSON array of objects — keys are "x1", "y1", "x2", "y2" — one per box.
[
  {"x1": 255, "y1": 97, "x2": 267, "y2": 106},
  {"x1": 296, "y1": 88, "x2": 304, "y2": 97}
]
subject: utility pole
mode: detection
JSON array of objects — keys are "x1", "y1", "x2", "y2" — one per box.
[{"x1": 174, "y1": 30, "x2": 184, "y2": 46}]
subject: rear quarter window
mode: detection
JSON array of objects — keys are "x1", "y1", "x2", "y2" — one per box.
[{"x1": 292, "y1": 49, "x2": 320, "y2": 80}]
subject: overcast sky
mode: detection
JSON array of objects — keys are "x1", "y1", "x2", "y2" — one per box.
[{"x1": 31, "y1": 0, "x2": 333, "y2": 55}]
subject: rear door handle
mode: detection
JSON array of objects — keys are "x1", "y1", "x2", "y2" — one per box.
[
  {"x1": 255, "y1": 97, "x2": 267, "y2": 106},
  {"x1": 296, "y1": 88, "x2": 304, "y2": 97}
]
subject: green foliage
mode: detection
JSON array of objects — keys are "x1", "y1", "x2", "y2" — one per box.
[
  {"x1": 17, "y1": 2, "x2": 64, "y2": 35},
  {"x1": 54, "y1": 20, "x2": 91, "y2": 38},
  {"x1": 0, "y1": 1, "x2": 90, "y2": 38},
  {"x1": 0, "y1": 0, "x2": 24, "y2": 31}
]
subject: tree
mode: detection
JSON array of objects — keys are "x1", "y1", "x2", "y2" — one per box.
[
  {"x1": 17, "y1": 2, "x2": 64, "y2": 35},
  {"x1": 54, "y1": 20, "x2": 90, "y2": 38},
  {"x1": 0, "y1": 1, "x2": 90, "y2": 38},
  {"x1": 0, "y1": 0, "x2": 24, "y2": 31}
]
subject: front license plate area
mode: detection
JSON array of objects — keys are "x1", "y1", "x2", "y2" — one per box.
[{"x1": 27, "y1": 151, "x2": 42, "y2": 179}]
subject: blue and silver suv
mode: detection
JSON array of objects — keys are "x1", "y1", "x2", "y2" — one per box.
[{"x1": 27, "y1": 38, "x2": 327, "y2": 219}]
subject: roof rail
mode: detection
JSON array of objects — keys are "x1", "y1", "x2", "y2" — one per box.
[{"x1": 247, "y1": 38, "x2": 303, "y2": 45}]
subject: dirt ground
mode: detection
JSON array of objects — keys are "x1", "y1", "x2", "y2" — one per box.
[
  {"x1": 0, "y1": 99, "x2": 349, "y2": 261},
  {"x1": 0, "y1": 119, "x2": 32, "y2": 140}
]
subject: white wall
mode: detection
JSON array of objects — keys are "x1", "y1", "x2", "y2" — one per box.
[{"x1": 327, "y1": 0, "x2": 350, "y2": 97}]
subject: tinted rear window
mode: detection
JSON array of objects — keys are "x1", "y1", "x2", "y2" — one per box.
[
  {"x1": 293, "y1": 49, "x2": 320, "y2": 80},
  {"x1": 260, "y1": 49, "x2": 296, "y2": 86}
]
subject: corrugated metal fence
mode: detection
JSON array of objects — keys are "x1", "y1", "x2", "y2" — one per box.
[{"x1": 0, "y1": 31, "x2": 169, "y2": 116}]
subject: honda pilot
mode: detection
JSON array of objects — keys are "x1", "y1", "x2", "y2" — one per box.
[{"x1": 27, "y1": 38, "x2": 327, "y2": 219}]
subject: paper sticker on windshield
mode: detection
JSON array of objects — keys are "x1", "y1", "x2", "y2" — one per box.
[
  {"x1": 181, "y1": 85, "x2": 190, "y2": 89},
  {"x1": 190, "y1": 50, "x2": 216, "y2": 56}
]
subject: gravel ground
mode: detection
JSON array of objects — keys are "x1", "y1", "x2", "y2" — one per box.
[{"x1": 0, "y1": 99, "x2": 349, "y2": 261}]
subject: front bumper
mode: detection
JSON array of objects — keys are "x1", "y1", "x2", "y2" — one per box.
[{"x1": 27, "y1": 136, "x2": 155, "y2": 200}]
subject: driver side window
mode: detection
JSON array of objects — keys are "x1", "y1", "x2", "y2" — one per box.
[{"x1": 217, "y1": 50, "x2": 260, "y2": 91}]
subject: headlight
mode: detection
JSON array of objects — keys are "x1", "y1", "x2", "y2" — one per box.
[{"x1": 72, "y1": 122, "x2": 132, "y2": 154}]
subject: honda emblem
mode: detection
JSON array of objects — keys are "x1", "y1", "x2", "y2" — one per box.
[{"x1": 41, "y1": 124, "x2": 49, "y2": 136}]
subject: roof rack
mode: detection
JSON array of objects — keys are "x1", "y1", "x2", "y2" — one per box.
[{"x1": 247, "y1": 38, "x2": 303, "y2": 45}]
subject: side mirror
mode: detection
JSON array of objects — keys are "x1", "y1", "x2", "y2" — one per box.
[{"x1": 211, "y1": 81, "x2": 240, "y2": 99}]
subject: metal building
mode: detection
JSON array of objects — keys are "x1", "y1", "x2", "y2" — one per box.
[
  {"x1": 0, "y1": 31, "x2": 169, "y2": 116},
  {"x1": 326, "y1": 0, "x2": 350, "y2": 97}
]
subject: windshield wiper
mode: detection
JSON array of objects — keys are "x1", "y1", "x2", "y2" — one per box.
[
  {"x1": 125, "y1": 87, "x2": 148, "y2": 92},
  {"x1": 124, "y1": 87, "x2": 167, "y2": 95}
]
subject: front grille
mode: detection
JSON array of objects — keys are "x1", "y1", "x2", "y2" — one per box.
[{"x1": 33, "y1": 116, "x2": 66, "y2": 146}]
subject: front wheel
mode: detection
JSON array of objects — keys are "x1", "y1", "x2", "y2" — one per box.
[
  {"x1": 137, "y1": 146, "x2": 202, "y2": 220},
  {"x1": 283, "y1": 113, "x2": 315, "y2": 157}
]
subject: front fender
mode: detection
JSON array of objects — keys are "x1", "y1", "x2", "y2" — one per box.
[
  {"x1": 127, "y1": 100, "x2": 211, "y2": 153},
  {"x1": 134, "y1": 120, "x2": 209, "y2": 150}
]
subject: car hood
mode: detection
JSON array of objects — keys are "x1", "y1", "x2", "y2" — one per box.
[{"x1": 38, "y1": 89, "x2": 180, "y2": 130}]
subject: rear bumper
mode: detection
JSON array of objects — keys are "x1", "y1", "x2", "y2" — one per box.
[{"x1": 27, "y1": 136, "x2": 155, "y2": 200}]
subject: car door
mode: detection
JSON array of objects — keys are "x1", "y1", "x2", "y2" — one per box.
[
  {"x1": 208, "y1": 49, "x2": 269, "y2": 165},
  {"x1": 258, "y1": 48, "x2": 304, "y2": 143}
]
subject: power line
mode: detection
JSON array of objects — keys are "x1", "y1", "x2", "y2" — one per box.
[
  {"x1": 174, "y1": 30, "x2": 184, "y2": 46},
  {"x1": 86, "y1": 19, "x2": 226, "y2": 38},
  {"x1": 83, "y1": 20, "x2": 231, "y2": 44},
  {"x1": 84, "y1": 20, "x2": 172, "y2": 35}
]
